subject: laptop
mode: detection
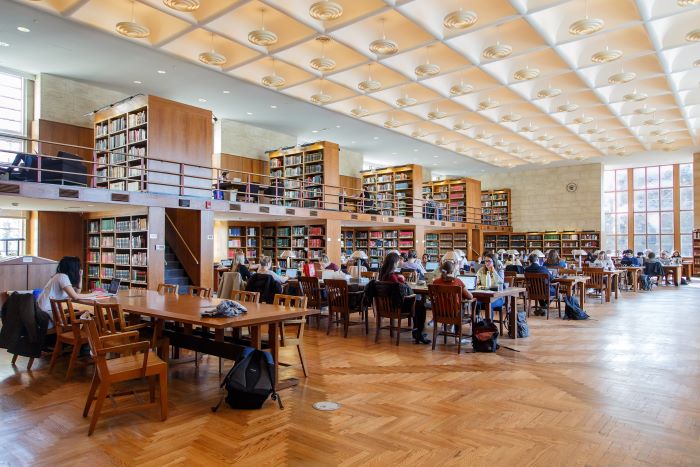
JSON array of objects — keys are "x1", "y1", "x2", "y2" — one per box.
[
  {"x1": 548, "y1": 268, "x2": 560, "y2": 278},
  {"x1": 425, "y1": 262, "x2": 439, "y2": 272},
  {"x1": 220, "y1": 259, "x2": 232, "y2": 268},
  {"x1": 370, "y1": 262, "x2": 379, "y2": 271},
  {"x1": 457, "y1": 275, "x2": 477, "y2": 290},
  {"x1": 285, "y1": 268, "x2": 298, "y2": 279},
  {"x1": 105, "y1": 278, "x2": 121, "y2": 295}
]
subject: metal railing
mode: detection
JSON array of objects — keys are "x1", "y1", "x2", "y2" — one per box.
[{"x1": 0, "y1": 132, "x2": 483, "y2": 224}]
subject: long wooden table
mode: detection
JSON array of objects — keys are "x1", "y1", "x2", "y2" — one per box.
[
  {"x1": 78, "y1": 290, "x2": 312, "y2": 390},
  {"x1": 515, "y1": 274, "x2": 590, "y2": 307},
  {"x1": 618, "y1": 266, "x2": 644, "y2": 292},
  {"x1": 663, "y1": 265, "x2": 682, "y2": 287}
]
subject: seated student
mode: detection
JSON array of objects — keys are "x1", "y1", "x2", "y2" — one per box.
[
  {"x1": 592, "y1": 251, "x2": 615, "y2": 270},
  {"x1": 659, "y1": 250, "x2": 672, "y2": 266},
  {"x1": 319, "y1": 254, "x2": 339, "y2": 272},
  {"x1": 400, "y1": 250, "x2": 426, "y2": 280},
  {"x1": 432, "y1": 261, "x2": 473, "y2": 300},
  {"x1": 620, "y1": 249, "x2": 641, "y2": 266},
  {"x1": 670, "y1": 250, "x2": 683, "y2": 265},
  {"x1": 475, "y1": 254, "x2": 505, "y2": 314},
  {"x1": 232, "y1": 253, "x2": 252, "y2": 282},
  {"x1": 636, "y1": 251, "x2": 646, "y2": 265},
  {"x1": 37, "y1": 256, "x2": 97, "y2": 327},
  {"x1": 504, "y1": 254, "x2": 522, "y2": 267},
  {"x1": 524, "y1": 253, "x2": 556, "y2": 314},
  {"x1": 254, "y1": 256, "x2": 285, "y2": 283},
  {"x1": 376, "y1": 252, "x2": 430, "y2": 344},
  {"x1": 544, "y1": 249, "x2": 566, "y2": 268}
]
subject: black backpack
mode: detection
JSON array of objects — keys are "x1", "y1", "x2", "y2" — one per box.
[
  {"x1": 506, "y1": 310, "x2": 529, "y2": 338},
  {"x1": 563, "y1": 296, "x2": 589, "y2": 320},
  {"x1": 212, "y1": 347, "x2": 283, "y2": 412},
  {"x1": 472, "y1": 319, "x2": 499, "y2": 352}
]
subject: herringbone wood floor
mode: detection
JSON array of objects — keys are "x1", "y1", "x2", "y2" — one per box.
[{"x1": 1, "y1": 284, "x2": 700, "y2": 466}]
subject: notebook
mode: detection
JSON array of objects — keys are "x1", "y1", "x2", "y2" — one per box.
[{"x1": 457, "y1": 275, "x2": 477, "y2": 290}]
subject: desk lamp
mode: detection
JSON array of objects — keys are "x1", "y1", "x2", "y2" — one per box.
[{"x1": 572, "y1": 249, "x2": 587, "y2": 269}]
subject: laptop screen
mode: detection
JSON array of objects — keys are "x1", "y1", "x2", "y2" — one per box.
[
  {"x1": 425, "y1": 262, "x2": 439, "y2": 272},
  {"x1": 107, "y1": 278, "x2": 121, "y2": 294},
  {"x1": 457, "y1": 275, "x2": 477, "y2": 290},
  {"x1": 286, "y1": 268, "x2": 298, "y2": 278},
  {"x1": 548, "y1": 268, "x2": 560, "y2": 278}
]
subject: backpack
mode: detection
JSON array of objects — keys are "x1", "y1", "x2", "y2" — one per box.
[
  {"x1": 472, "y1": 319, "x2": 499, "y2": 352},
  {"x1": 506, "y1": 310, "x2": 529, "y2": 338},
  {"x1": 639, "y1": 274, "x2": 652, "y2": 291},
  {"x1": 212, "y1": 347, "x2": 283, "y2": 412},
  {"x1": 563, "y1": 296, "x2": 589, "y2": 320}
]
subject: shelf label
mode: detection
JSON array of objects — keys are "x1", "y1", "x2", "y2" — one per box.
[
  {"x1": 155, "y1": 244, "x2": 165, "y2": 251},
  {"x1": 207, "y1": 235, "x2": 214, "y2": 240},
  {"x1": 149, "y1": 233, "x2": 157, "y2": 239}
]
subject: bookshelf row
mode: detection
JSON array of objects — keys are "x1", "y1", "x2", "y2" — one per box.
[
  {"x1": 361, "y1": 164, "x2": 421, "y2": 217},
  {"x1": 422, "y1": 178, "x2": 481, "y2": 223},
  {"x1": 341, "y1": 228, "x2": 416, "y2": 262},
  {"x1": 481, "y1": 189, "x2": 511, "y2": 227},
  {"x1": 85, "y1": 214, "x2": 149, "y2": 291},
  {"x1": 424, "y1": 231, "x2": 468, "y2": 262},
  {"x1": 693, "y1": 229, "x2": 700, "y2": 270},
  {"x1": 483, "y1": 230, "x2": 600, "y2": 260}
]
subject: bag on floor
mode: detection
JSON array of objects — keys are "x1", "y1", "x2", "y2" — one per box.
[
  {"x1": 505, "y1": 310, "x2": 529, "y2": 338},
  {"x1": 563, "y1": 296, "x2": 589, "y2": 320},
  {"x1": 639, "y1": 274, "x2": 652, "y2": 291},
  {"x1": 212, "y1": 347, "x2": 283, "y2": 412},
  {"x1": 472, "y1": 319, "x2": 499, "y2": 352}
]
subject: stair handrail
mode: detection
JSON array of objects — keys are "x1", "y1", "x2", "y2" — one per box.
[{"x1": 165, "y1": 213, "x2": 199, "y2": 266}]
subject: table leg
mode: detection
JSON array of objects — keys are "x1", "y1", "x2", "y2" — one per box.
[
  {"x1": 614, "y1": 275, "x2": 619, "y2": 299},
  {"x1": 675, "y1": 268, "x2": 681, "y2": 287},
  {"x1": 605, "y1": 277, "x2": 611, "y2": 302},
  {"x1": 633, "y1": 271, "x2": 638, "y2": 292},
  {"x1": 509, "y1": 296, "x2": 517, "y2": 340},
  {"x1": 578, "y1": 282, "x2": 585, "y2": 307}
]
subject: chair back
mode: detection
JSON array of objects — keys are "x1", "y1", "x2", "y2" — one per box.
[
  {"x1": 227, "y1": 290, "x2": 259, "y2": 303},
  {"x1": 524, "y1": 272, "x2": 551, "y2": 301},
  {"x1": 372, "y1": 281, "x2": 410, "y2": 320},
  {"x1": 245, "y1": 273, "x2": 282, "y2": 304},
  {"x1": 360, "y1": 271, "x2": 377, "y2": 280},
  {"x1": 80, "y1": 314, "x2": 111, "y2": 377},
  {"x1": 400, "y1": 270, "x2": 417, "y2": 283},
  {"x1": 505, "y1": 264, "x2": 524, "y2": 274},
  {"x1": 583, "y1": 267, "x2": 605, "y2": 287},
  {"x1": 187, "y1": 286, "x2": 211, "y2": 298},
  {"x1": 302, "y1": 262, "x2": 316, "y2": 278},
  {"x1": 559, "y1": 268, "x2": 578, "y2": 276},
  {"x1": 93, "y1": 302, "x2": 127, "y2": 335},
  {"x1": 218, "y1": 272, "x2": 242, "y2": 299},
  {"x1": 325, "y1": 279, "x2": 349, "y2": 315},
  {"x1": 49, "y1": 298, "x2": 79, "y2": 338},
  {"x1": 428, "y1": 284, "x2": 463, "y2": 326},
  {"x1": 298, "y1": 276, "x2": 323, "y2": 309},
  {"x1": 157, "y1": 283, "x2": 177, "y2": 295},
  {"x1": 273, "y1": 294, "x2": 307, "y2": 309}
]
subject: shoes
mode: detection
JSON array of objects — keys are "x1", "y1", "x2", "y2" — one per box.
[{"x1": 412, "y1": 330, "x2": 431, "y2": 344}]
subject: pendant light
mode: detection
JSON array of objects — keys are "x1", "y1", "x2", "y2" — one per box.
[
  {"x1": 163, "y1": 0, "x2": 200, "y2": 12},
  {"x1": 310, "y1": 36, "x2": 336, "y2": 72},
  {"x1": 310, "y1": 79, "x2": 332, "y2": 105},
  {"x1": 608, "y1": 65, "x2": 636, "y2": 84},
  {"x1": 369, "y1": 19, "x2": 398, "y2": 56},
  {"x1": 623, "y1": 89, "x2": 647, "y2": 101},
  {"x1": 261, "y1": 58, "x2": 286, "y2": 88},
  {"x1": 482, "y1": 25, "x2": 511, "y2": 60},
  {"x1": 198, "y1": 32, "x2": 226, "y2": 66},
  {"x1": 591, "y1": 46, "x2": 622, "y2": 64},
  {"x1": 116, "y1": 0, "x2": 150, "y2": 39},
  {"x1": 248, "y1": 9, "x2": 278, "y2": 47},
  {"x1": 450, "y1": 74, "x2": 473, "y2": 96},
  {"x1": 309, "y1": 0, "x2": 344, "y2": 21},
  {"x1": 415, "y1": 46, "x2": 440, "y2": 78},
  {"x1": 443, "y1": 8, "x2": 478, "y2": 30},
  {"x1": 536, "y1": 84, "x2": 562, "y2": 99},
  {"x1": 427, "y1": 104, "x2": 446, "y2": 120},
  {"x1": 358, "y1": 64, "x2": 382, "y2": 92},
  {"x1": 513, "y1": 66, "x2": 539, "y2": 81},
  {"x1": 395, "y1": 87, "x2": 417, "y2": 107},
  {"x1": 569, "y1": 0, "x2": 604, "y2": 36}
]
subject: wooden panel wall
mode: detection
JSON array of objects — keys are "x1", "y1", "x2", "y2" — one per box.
[
  {"x1": 340, "y1": 175, "x2": 362, "y2": 195},
  {"x1": 33, "y1": 119, "x2": 94, "y2": 161},
  {"x1": 165, "y1": 208, "x2": 202, "y2": 286},
  {"x1": 37, "y1": 211, "x2": 85, "y2": 263},
  {"x1": 147, "y1": 207, "x2": 165, "y2": 291},
  {"x1": 220, "y1": 153, "x2": 269, "y2": 183}
]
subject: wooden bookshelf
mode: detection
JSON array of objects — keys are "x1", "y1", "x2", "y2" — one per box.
[
  {"x1": 424, "y1": 233, "x2": 439, "y2": 261},
  {"x1": 693, "y1": 230, "x2": 700, "y2": 274},
  {"x1": 482, "y1": 230, "x2": 600, "y2": 260},
  {"x1": 85, "y1": 214, "x2": 149, "y2": 291},
  {"x1": 94, "y1": 95, "x2": 212, "y2": 196},
  {"x1": 422, "y1": 178, "x2": 481, "y2": 223},
  {"x1": 226, "y1": 224, "x2": 260, "y2": 261},
  {"x1": 267, "y1": 141, "x2": 339, "y2": 210},
  {"x1": 481, "y1": 189, "x2": 511, "y2": 227},
  {"x1": 361, "y1": 164, "x2": 423, "y2": 217},
  {"x1": 341, "y1": 228, "x2": 416, "y2": 262},
  {"x1": 261, "y1": 224, "x2": 326, "y2": 268}
]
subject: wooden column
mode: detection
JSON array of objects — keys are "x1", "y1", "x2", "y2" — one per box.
[
  {"x1": 147, "y1": 207, "x2": 165, "y2": 291},
  {"x1": 695, "y1": 153, "x2": 700, "y2": 230},
  {"x1": 414, "y1": 225, "x2": 425, "y2": 258},
  {"x1": 325, "y1": 219, "x2": 342, "y2": 266},
  {"x1": 200, "y1": 210, "x2": 215, "y2": 289}
]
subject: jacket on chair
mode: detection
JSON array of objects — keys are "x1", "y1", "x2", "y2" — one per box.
[{"x1": 0, "y1": 292, "x2": 49, "y2": 358}]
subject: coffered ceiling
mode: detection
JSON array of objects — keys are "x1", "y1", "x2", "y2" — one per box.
[{"x1": 13, "y1": 0, "x2": 700, "y2": 168}]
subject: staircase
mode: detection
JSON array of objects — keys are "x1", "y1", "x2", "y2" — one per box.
[{"x1": 164, "y1": 243, "x2": 191, "y2": 294}]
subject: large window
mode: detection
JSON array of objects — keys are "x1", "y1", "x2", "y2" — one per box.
[
  {"x1": 0, "y1": 217, "x2": 26, "y2": 257},
  {"x1": 0, "y1": 71, "x2": 25, "y2": 164},
  {"x1": 604, "y1": 163, "x2": 693, "y2": 257}
]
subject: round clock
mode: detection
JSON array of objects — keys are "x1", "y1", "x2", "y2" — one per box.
[{"x1": 566, "y1": 182, "x2": 578, "y2": 193}]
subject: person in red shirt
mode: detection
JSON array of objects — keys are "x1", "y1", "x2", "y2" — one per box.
[{"x1": 432, "y1": 261, "x2": 474, "y2": 300}]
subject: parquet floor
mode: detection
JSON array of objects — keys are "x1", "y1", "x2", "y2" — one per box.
[{"x1": 2, "y1": 284, "x2": 700, "y2": 466}]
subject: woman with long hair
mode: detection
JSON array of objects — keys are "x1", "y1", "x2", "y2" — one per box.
[
  {"x1": 544, "y1": 249, "x2": 566, "y2": 268},
  {"x1": 36, "y1": 256, "x2": 97, "y2": 325},
  {"x1": 432, "y1": 261, "x2": 473, "y2": 300}
]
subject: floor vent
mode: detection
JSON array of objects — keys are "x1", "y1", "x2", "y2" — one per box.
[
  {"x1": 59, "y1": 188, "x2": 79, "y2": 199},
  {"x1": 0, "y1": 183, "x2": 20, "y2": 194},
  {"x1": 111, "y1": 193, "x2": 129, "y2": 202}
]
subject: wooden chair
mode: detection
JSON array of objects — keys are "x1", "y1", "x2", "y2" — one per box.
[
  {"x1": 324, "y1": 279, "x2": 367, "y2": 337},
  {"x1": 80, "y1": 314, "x2": 168, "y2": 436},
  {"x1": 157, "y1": 283, "x2": 177, "y2": 295},
  {"x1": 372, "y1": 281, "x2": 415, "y2": 346},
  {"x1": 583, "y1": 267, "x2": 606, "y2": 303},
  {"x1": 524, "y1": 272, "x2": 561, "y2": 319},
  {"x1": 559, "y1": 268, "x2": 578, "y2": 276},
  {"x1": 49, "y1": 298, "x2": 89, "y2": 379},
  {"x1": 400, "y1": 270, "x2": 418, "y2": 283},
  {"x1": 504, "y1": 270, "x2": 517, "y2": 287},
  {"x1": 228, "y1": 290, "x2": 260, "y2": 303},
  {"x1": 298, "y1": 276, "x2": 327, "y2": 328},
  {"x1": 187, "y1": 286, "x2": 212, "y2": 298},
  {"x1": 360, "y1": 271, "x2": 377, "y2": 280},
  {"x1": 429, "y1": 284, "x2": 470, "y2": 354},
  {"x1": 273, "y1": 294, "x2": 308, "y2": 377},
  {"x1": 92, "y1": 302, "x2": 167, "y2": 356}
]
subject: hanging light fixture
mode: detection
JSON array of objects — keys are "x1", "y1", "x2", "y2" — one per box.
[
  {"x1": 478, "y1": 98, "x2": 499, "y2": 110},
  {"x1": 411, "y1": 128, "x2": 428, "y2": 138},
  {"x1": 453, "y1": 120, "x2": 472, "y2": 131},
  {"x1": 415, "y1": 46, "x2": 440, "y2": 78},
  {"x1": 116, "y1": 0, "x2": 150, "y2": 38},
  {"x1": 608, "y1": 66, "x2": 636, "y2": 84},
  {"x1": 350, "y1": 106, "x2": 369, "y2": 117},
  {"x1": 513, "y1": 66, "x2": 539, "y2": 81},
  {"x1": 443, "y1": 8, "x2": 478, "y2": 30},
  {"x1": 536, "y1": 85, "x2": 562, "y2": 99},
  {"x1": 569, "y1": 0, "x2": 604, "y2": 35},
  {"x1": 395, "y1": 88, "x2": 417, "y2": 107},
  {"x1": 557, "y1": 101, "x2": 579, "y2": 112},
  {"x1": 248, "y1": 9, "x2": 278, "y2": 47},
  {"x1": 591, "y1": 46, "x2": 623, "y2": 63},
  {"x1": 634, "y1": 105, "x2": 655, "y2": 115},
  {"x1": 650, "y1": 128, "x2": 669, "y2": 137},
  {"x1": 536, "y1": 133, "x2": 554, "y2": 142},
  {"x1": 427, "y1": 105, "x2": 447, "y2": 120},
  {"x1": 519, "y1": 121, "x2": 539, "y2": 132},
  {"x1": 482, "y1": 41, "x2": 511, "y2": 60},
  {"x1": 310, "y1": 80, "x2": 332, "y2": 105},
  {"x1": 623, "y1": 89, "x2": 648, "y2": 101},
  {"x1": 369, "y1": 18, "x2": 398, "y2": 56},
  {"x1": 685, "y1": 28, "x2": 700, "y2": 42},
  {"x1": 383, "y1": 112, "x2": 401, "y2": 128},
  {"x1": 678, "y1": 0, "x2": 700, "y2": 6},
  {"x1": 573, "y1": 114, "x2": 594, "y2": 124},
  {"x1": 643, "y1": 112, "x2": 664, "y2": 126},
  {"x1": 450, "y1": 74, "x2": 473, "y2": 96},
  {"x1": 596, "y1": 135, "x2": 613, "y2": 143},
  {"x1": 500, "y1": 111, "x2": 522, "y2": 122},
  {"x1": 474, "y1": 131, "x2": 492, "y2": 140},
  {"x1": 261, "y1": 58, "x2": 286, "y2": 88},
  {"x1": 163, "y1": 0, "x2": 200, "y2": 12},
  {"x1": 198, "y1": 32, "x2": 227, "y2": 66},
  {"x1": 358, "y1": 64, "x2": 382, "y2": 92},
  {"x1": 309, "y1": 0, "x2": 344, "y2": 21},
  {"x1": 310, "y1": 36, "x2": 336, "y2": 72}
]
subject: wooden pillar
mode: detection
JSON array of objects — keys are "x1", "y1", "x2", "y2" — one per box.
[
  {"x1": 414, "y1": 225, "x2": 425, "y2": 258},
  {"x1": 147, "y1": 207, "x2": 165, "y2": 291},
  {"x1": 200, "y1": 210, "x2": 215, "y2": 289},
  {"x1": 694, "y1": 153, "x2": 700, "y2": 230},
  {"x1": 470, "y1": 228, "x2": 483, "y2": 260},
  {"x1": 325, "y1": 219, "x2": 342, "y2": 266}
]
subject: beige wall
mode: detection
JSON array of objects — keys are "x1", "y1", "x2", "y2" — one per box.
[
  {"x1": 695, "y1": 153, "x2": 700, "y2": 230},
  {"x1": 218, "y1": 119, "x2": 296, "y2": 159},
  {"x1": 35, "y1": 74, "x2": 128, "y2": 128},
  {"x1": 339, "y1": 147, "x2": 363, "y2": 177},
  {"x1": 476, "y1": 163, "x2": 603, "y2": 232}
]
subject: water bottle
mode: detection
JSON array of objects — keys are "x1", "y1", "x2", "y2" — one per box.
[
  {"x1": 497, "y1": 281, "x2": 503, "y2": 292},
  {"x1": 485, "y1": 273, "x2": 491, "y2": 289}
]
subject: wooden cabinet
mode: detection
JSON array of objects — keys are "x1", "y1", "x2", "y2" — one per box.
[
  {"x1": 361, "y1": 164, "x2": 423, "y2": 217},
  {"x1": 423, "y1": 178, "x2": 481, "y2": 223},
  {"x1": 226, "y1": 225, "x2": 260, "y2": 261},
  {"x1": 693, "y1": 230, "x2": 700, "y2": 274},
  {"x1": 481, "y1": 189, "x2": 511, "y2": 227}
]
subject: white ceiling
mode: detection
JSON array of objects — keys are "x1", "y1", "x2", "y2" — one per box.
[{"x1": 1, "y1": 0, "x2": 698, "y2": 176}]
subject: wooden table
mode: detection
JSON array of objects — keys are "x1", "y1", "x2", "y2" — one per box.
[
  {"x1": 553, "y1": 276, "x2": 589, "y2": 306},
  {"x1": 601, "y1": 271, "x2": 620, "y2": 302},
  {"x1": 663, "y1": 265, "x2": 682, "y2": 287},
  {"x1": 618, "y1": 266, "x2": 644, "y2": 292},
  {"x1": 682, "y1": 262, "x2": 693, "y2": 282},
  {"x1": 78, "y1": 290, "x2": 312, "y2": 391}
]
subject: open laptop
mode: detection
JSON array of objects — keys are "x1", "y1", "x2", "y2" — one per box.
[
  {"x1": 425, "y1": 262, "x2": 439, "y2": 272},
  {"x1": 104, "y1": 278, "x2": 121, "y2": 295},
  {"x1": 285, "y1": 268, "x2": 298, "y2": 279},
  {"x1": 548, "y1": 268, "x2": 560, "y2": 278},
  {"x1": 457, "y1": 275, "x2": 477, "y2": 290}
]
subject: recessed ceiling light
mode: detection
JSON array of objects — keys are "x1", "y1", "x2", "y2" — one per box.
[
  {"x1": 246, "y1": 112, "x2": 253, "y2": 115},
  {"x1": 0, "y1": 42, "x2": 9, "y2": 47},
  {"x1": 223, "y1": 90, "x2": 231, "y2": 94},
  {"x1": 198, "y1": 98, "x2": 207, "y2": 103},
  {"x1": 16, "y1": 26, "x2": 30, "y2": 33},
  {"x1": 413, "y1": 149, "x2": 419, "y2": 152},
  {"x1": 335, "y1": 125, "x2": 341, "y2": 128},
  {"x1": 433, "y1": 155, "x2": 439, "y2": 158},
  {"x1": 312, "y1": 130, "x2": 319, "y2": 133},
  {"x1": 373, "y1": 136, "x2": 379, "y2": 140},
  {"x1": 391, "y1": 152, "x2": 397, "y2": 155},
  {"x1": 351, "y1": 141, "x2": 356, "y2": 144},
  {"x1": 133, "y1": 80, "x2": 142, "y2": 84},
  {"x1": 157, "y1": 70, "x2": 166, "y2": 74}
]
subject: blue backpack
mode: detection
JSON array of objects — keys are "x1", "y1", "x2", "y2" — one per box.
[{"x1": 563, "y1": 296, "x2": 589, "y2": 320}]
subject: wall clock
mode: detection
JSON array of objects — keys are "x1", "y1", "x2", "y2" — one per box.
[{"x1": 566, "y1": 182, "x2": 578, "y2": 193}]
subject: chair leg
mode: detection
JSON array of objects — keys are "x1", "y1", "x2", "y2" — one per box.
[
  {"x1": 395, "y1": 318, "x2": 401, "y2": 346},
  {"x1": 83, "y1": 372, "x2": 100, "y2": 417},
  {"x1": 343, "y1": 313, "x2": 349, "y2": 338},
  {"x1": 443, "y1": 324, "x2": 447, "y2": 345},
  {"x1": 326, "y1": 310, "x2": 333, "y2": 336},
  {"x1": 11, "y1": 354, "x2": 18, "y2": 365},
  {"x1": 159, "y1": 369, "x2": 168, "y2": 421},
  {"x1": 49, "y1": 338, "x2": 62, "y2": 374},
  {"x1": 27, "y1": 358, "x2": 34, "y2": 370},
  {"x1": 431, "y1": 321, "x2": 437, "y2": 350},
  {"x1": 88, "y1": 383, "x2": 110, "y2": 436},
  {"x1": 457, "y1": 326, "x2": 462, "y2": 355},
  {"x1": 364, "y1": 307, "x2": 369, "y2": 335},
  {"x1": 297, "y1": 344, "x2": 308, "y2": 377},
  {"x1": 65, "y1": 343, "x2": 81, "y2": 380},
  {"x1": 148, "y1": 376, "x2": 156, "y2": 403},
  {"x1": 375, "y1": 315, "x2": 381, "y2": 343}
]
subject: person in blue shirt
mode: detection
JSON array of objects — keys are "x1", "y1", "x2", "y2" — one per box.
[
  {"x1": 524, "y1": 253, "x2": 556, "y2": 315},
  {"x1": 620, "y1": 249, "x2": 641, "y2": 266},
  {"x1": 544, "y1": 249, "x2": 567, "y2": 268}
]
